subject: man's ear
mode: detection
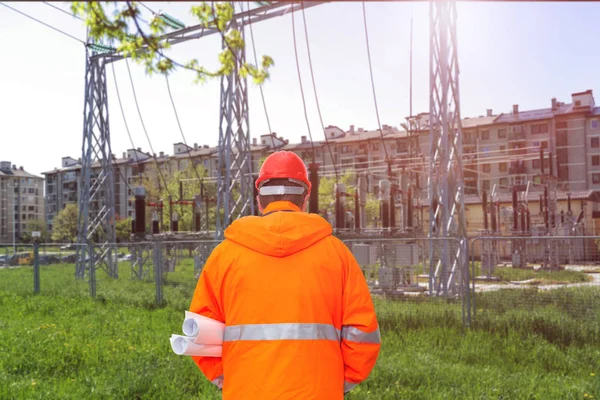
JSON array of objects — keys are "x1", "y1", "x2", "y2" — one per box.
[
  {"x1": 257, "y1": 195, "x2": 264, "y2": 214},
  {"x1": 301, "y1": 194, "x2": 309, "y2": 212}
]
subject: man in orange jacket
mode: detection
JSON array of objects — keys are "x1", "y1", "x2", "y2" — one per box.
[{"x1": 188, "y1": 151, "x2": 380, "y2": 399}]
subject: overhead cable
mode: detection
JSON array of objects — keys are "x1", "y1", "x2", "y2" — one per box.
[
  {"x1": 291, "y1": 4, "x2": 317, "y2": 163},
  {"x1": 361, "y1": 1, "x2": 391, "y2": 176},
  {"x1": 300, "y1": 3, "x2": 339, "y2": 183},
  {"x1": 124, "y1": 58, "x2": 173, "y2": 197},
  {"x1": 0, "y1": 2, "x2": 85, "y2": 44}
]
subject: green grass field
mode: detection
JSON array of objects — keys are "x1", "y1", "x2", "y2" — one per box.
[{"x1": 0, "y1": 261, "x2": 599, "y2": 399}]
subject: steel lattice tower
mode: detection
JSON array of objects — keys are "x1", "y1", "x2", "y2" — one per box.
[
  {"x1": 76, "y1": 48, "x2": 117, "y2": 280},
  {"x1": 215, "y1": 7, "x2": 255, "y2": 239},
  {"x1": 428, "y1": 0, "x2": 468, "y2": 297}
]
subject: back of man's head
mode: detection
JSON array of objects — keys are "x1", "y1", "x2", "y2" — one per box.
[{"x1": 258, "y1": 178, "x2": 306, "y2": 210}]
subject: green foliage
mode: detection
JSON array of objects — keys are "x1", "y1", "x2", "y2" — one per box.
[
  {"x1": 50, "y1": 204, "x2": 78, "y2": 243},
  {"x1": 115, "y1": 218, "x2": 132, "y2": 243},
  {"x1": 318, "y1": 172, "x2": 379, "y2": 226},
  {"x1": 70, "y1": 2, "x2": 274, "y2": 84},
  {"x1": 0, "y1": 262, "x2": 599, "y2": 399},
  {"x1": 141, "y1": 162, "x2": 214, "y2": 231}
]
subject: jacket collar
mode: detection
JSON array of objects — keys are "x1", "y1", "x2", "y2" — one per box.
[{"x1": 262, "y1": 201, "x2": 301, "y2": 215}]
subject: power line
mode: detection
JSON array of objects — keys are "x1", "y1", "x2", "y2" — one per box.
[
  {"x1": 0, "y1": 2, "x2": 85, "y2": 44},
  {"x1": 42, "y1": 2, "x2": 84, "y2": 21},
  {"x1": 245, "y1": 1, "x2": 272, "y2": 136},
  {"x1": 291, "y1": 4, "x2": 316, "y2": 164},
  {"x1": 361, "y1": 1, "x2": 391, "y2": 176},
  {"x1": 300, "y1": 3, "x2": 338, "y2": 183},
  {"x1": 109, "y1": 62, "x2": 141, "y2": 195},
  {"x1": 164, "y1": 74, "x2": 205, "y2": 189},
  {"x1": 124, "y1": 58, "x2": 172, "y2": 198}
]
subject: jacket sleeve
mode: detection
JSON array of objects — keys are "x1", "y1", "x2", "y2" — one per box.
[
  {"x1": 340, "y1": 245, "x2": 381, "y2": 394},
  {"x1": 188, "y1": 248, "x2": 225, "y2": 390}
]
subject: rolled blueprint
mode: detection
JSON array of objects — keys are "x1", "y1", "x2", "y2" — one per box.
[
  {"x1": 170, "y1": 335, "x2": 222, "y2": 357},
  {"x1": 182, "y1": 310, "x2": 225, "y2": 345}
]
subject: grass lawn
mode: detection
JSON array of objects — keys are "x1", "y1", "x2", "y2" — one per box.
[{"x1": 0, "y1": 262, "x2": 599, "y2": 399}]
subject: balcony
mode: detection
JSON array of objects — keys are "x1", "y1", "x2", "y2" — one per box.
[{"x1": 508, "y1": 131, "x2": 526, "y2": 141}]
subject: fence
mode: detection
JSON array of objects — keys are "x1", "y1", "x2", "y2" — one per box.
[{"x1": 2, "y1": 235, "x2": 599, "y2": 332}]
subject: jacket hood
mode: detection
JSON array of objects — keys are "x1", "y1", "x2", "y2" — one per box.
[{"x1": 224, "y1": 201, "x2": 333, "y2": 257}]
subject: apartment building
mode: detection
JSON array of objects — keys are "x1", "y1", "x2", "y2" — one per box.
[
  {"x1": 42, "y1": 88, "x2": 600, "y2": 234},
  {"x1": 0, "y1": 161, "x2": 45, "y2": 243}
]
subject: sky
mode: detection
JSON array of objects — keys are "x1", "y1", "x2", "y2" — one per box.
[{"x1": 0, "y1": 1, "x2": 599, "y2": 177}]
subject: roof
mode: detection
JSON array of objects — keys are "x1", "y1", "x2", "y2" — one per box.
[
  {"x1": 494, "y1": 103, "x2": 578, "y2": 124},
  {"x1": 462, "y1": 115, "x2": 499, "y2": 129},
  {"x1": 0, "y1": 167, "x2": 43, "y2": 179},
  {"x1": 171, "y1": 147, "x2": 216, "y2": 159},
  {"x1": 328, "y1": 129, "x2": 407, "y2": 144}
]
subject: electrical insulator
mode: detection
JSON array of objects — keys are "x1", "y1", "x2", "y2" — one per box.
[
  {"x1": 134, "y1": 186, "x2": 146, "y2": 234},
  {"x1": 309, "y1": 163, "x2": 319, "y2": 214},
  {"x1": 152, "y1": 211, "x2": 159, "y2": 234},
  {"x1": 171, "y1": 212, "x2": 179, "y2": 232}
]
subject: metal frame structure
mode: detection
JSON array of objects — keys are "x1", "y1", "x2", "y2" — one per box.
[
  {"x1": 215, "y1": 7, "x2": 254, "y2": 238},
  {"x1": 428, "y1": 0, "x2": 468, "y2": 297},
  {"x1": 76, "y1": 49, "x2": 117, "y2": 279},
  {"x1": 77, "y1": 2, "x2": 328, "y2": 262}
]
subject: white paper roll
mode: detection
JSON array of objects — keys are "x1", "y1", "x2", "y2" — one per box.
[
  {"x1": 170, "y1": 335, "x2": 222, "y2": 357},
  {"x1": 182, "y1": 311, "x2": 225, "y2": 345}
]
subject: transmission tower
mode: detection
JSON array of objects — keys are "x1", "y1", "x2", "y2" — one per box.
[
  {"x1": 76, "y1": 45, "x2": 117, "y2": 280},
  {"x1": 215, "y1": 9, "x2": 254, "y2": 239},
  {"x1": 427, "y1": 0, "x2": 468, "y2": 297}
]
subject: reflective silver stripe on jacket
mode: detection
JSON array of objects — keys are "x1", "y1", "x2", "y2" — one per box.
[
  {"x1": 223, "y1": 323, "x2": 341, "y2": 342},
  {"x1": 344, "y1": 381, "x2": 357, "y2": 393},
  {"x1": 212, "y1": 375, "x2": 224, "y2": 389},
  {"x1": 341, "y1": 326, "x2": 381, "y2": 344}
]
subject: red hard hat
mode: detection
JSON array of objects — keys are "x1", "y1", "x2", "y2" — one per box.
[{"x1": 255, "y1": 151, "x2": 311, "y2": 195}]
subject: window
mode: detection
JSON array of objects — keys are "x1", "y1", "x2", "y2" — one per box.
[
  {"x1": 531, "y1": 123, "x2": 549, "y2": 134},
  {"x1": 482, "y1": 164, "x2": 491, "y2": 173},
  {"x1": 558, "y1": 166, "x2": 569, "y2": 180},
  {"x1": 370, "y1": 142, "x2": 380, "y2": 151},
  {"x1": 557, "y1": 148, "x2": 568, "y2": 164},
  {"x1": 396, "y1": 141, "x2": 407, "y2": 153},
  {"x1": 481, "y1": 130, "x2": 490, "y2": 140},
  {"x1": 533, "y1": 159, "x2": 540, "y2": 169},
  {"x1": 499, "y1": 178, "x2": 508, "y2": 186},
  {"x1": 556, "y1": 121, "x2": 567, "y2": 129},
  {"x1": 592, "y1": 120, "x2": 600, "y2": 129},
  {"x1": 594, "y1": 173, "x2": 600, "y2": 184},
  {"x1": 482, "y1": 180, "x2": 490, "y2": 190},
  {"x1": 342, "y1": 146, "x2": 350, "y2": 154},
  {"x1": 499, "y1": 145, "x2": 506, "y2": 152},
  {"x1": 575, "y1": 100, "x2": 581, "y2": 107},
  {"x1": 593, "y1": 155, "x2": 600, "y2": 166},
  {"x1": 557, "y1": 131, "x2": 568, "y2": 147},
  {"x1": 498, "y1": 129, "x2": 507, "y2": 139},
  {"x1": 499, "y1": 162, "x2": 507, "y2": 172}
]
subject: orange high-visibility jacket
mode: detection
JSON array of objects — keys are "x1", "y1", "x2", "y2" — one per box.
[{"x1": 189, "y1": 201, "x2": 380, "y2": 399}]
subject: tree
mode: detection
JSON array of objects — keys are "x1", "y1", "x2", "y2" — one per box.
[
  {"x1": 140, "y1": 162, "x2": 212, "y2": 231},
  {"x1": 51, "y1": 204, "x2": 79, "y2": 243},
  {"x1": 116, "y1": 218, "x2": 132, "y2": 243},
  {"x1": 25, "y1": 220, "x2": 49, "y2": 243},
  {"x1": 71, "y1": 2, "x2": 274, "y2": 84}
]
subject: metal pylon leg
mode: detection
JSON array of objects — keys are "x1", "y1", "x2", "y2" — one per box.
[
  {"x1": 76, "y1": 48, "x2": 117, "y2": 280},
  {"x1": 215, "y1": 3, "x2": 254, "y2": 240},
  {"x1": 427, "y1": 0, "x2": 468, "y2": 297}
]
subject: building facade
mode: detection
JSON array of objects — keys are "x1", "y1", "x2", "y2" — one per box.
[
  {"x1": 0, "y1": 161, "x2": 45, "y2": 244},
  {"x1": 42, "y1": 89, "x2": 600, "y2": 236}
]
